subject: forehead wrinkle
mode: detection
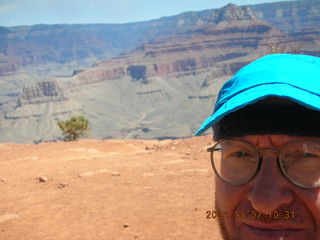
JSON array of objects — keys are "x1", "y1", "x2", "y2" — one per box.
[
  {"x1": 269, "y1": 135, "x2": 282, "y2": 148},
  {"x1": 243, "y1": 135, "x2": 277, "y2": 149},
  {"x1": 252, "y1": 135, "x2": 301, "y2": 149}
]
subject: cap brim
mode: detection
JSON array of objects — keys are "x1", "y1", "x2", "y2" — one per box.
[{"x1": 194, "y1": 83, "x2": 320, "y2": 136}]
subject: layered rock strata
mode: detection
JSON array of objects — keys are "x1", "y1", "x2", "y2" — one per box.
[
  {"x1": 17, "y1": 80, "x2": 67, "y2": 106},
  {"x1": 0, "y1": 0, "x2": 319, "y2": 72},
  {"x1": 0, "y1": 2, "x2": 320, "y2": 143}
]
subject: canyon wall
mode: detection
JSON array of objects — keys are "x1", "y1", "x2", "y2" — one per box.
[
  {"x1": 0, "y1": 0, "x2": 319, "y2": 69},
  {"x1": 0, "y1": 1, "x2": 319, "y2": 143}
]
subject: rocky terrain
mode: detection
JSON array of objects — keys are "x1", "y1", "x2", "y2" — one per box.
[
  {"x1": 0, "y1": 0, "x2": 319, "y2": 143},
  {"x1": 0, "y1": 135, "x2": 222, "y2": 240},
  {"x1": 251, "y1": 0, "x2": 320, "y2": 33},
  {"x1": 0, "y1": 0, "x2": 319, "y2": 70}
]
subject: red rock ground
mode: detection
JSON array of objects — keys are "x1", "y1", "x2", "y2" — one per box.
[{"x1": 0, "y1": 135, "x2": 223, "y2": 240}]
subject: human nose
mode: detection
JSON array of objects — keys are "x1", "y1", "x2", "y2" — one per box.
[{"x1": 247, "y1": 152, "x2": 294, "y2": 214}]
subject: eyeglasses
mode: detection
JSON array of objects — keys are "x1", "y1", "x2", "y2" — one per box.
[{"x1": 207, "y1": 139, "x2": 320, "y2": 189}]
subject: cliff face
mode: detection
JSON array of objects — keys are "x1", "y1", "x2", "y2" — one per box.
[
  {"x1": 17, "y1": 80, "x2": 67, "y2": 106},
  {"x1": 215, "y1": 4, "x2": 255, "y2": 22},
  {"x1": 251, "y1": 0, "x2": 320, "y2": 32},
  {"x1": 0, "y1": 62, "x2": 20, "y2": 76},
  {"x1": 0, "y1": 0, "x2": 319, "y2": 72},
  {"x1": 75, "y1": 1, "x2": 320, "y2": 86},
  {"x1": 75, "y1": 4, "x2": 278, "y2": 85},
  {"x1": 0, "y1": 1, "x2": 320, "y2": 143},
  {"x1": 0, "y1": 24, "x2": 153, "y2": 70}
]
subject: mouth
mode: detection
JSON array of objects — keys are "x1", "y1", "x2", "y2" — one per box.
[{"x1": 242, "y1": 222, "x2": 304, "y2": 240}]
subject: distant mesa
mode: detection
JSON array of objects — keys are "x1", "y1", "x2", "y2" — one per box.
[
  {"x1": 17, "y1": 81, "x2": 67, "y2": 106},
  {"x1": 215, "y1": 4, "x2": 256, "y2": 23}
]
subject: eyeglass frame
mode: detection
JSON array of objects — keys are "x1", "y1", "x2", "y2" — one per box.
[{"x1": 207, "y1": 139, "x2": 320, "y2": 189}]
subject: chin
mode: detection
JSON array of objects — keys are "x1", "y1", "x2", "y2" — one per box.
[{"x1": 217, "y1": 217, "x2": 314, "y2": 240}]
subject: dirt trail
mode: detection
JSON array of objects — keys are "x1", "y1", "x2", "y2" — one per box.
[{"x1": 0, "y1": 136, "x2": 222, "y2": 240}]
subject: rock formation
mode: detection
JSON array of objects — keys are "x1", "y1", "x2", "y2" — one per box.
[
  {"x1": 0, "y1": 1, "x2": 319, "y2": 143},
  {"x1": 251, "y1": 0, "x2": 320, "y2": 32},
  {"x1": 0, "y1": 62, "x2": 20, "y2": 76},
  {"x1": 0, "y1": 0, "x2": 319, "y2": 71},
  {"x1": 74, "y1": 4, "x2": 279, "y2": 85},
  {"x1": 17, "y1": 80, "x2": 67, "y2": 106}
]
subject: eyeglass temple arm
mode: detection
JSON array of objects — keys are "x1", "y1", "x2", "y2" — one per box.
[{"x1": 207, "y1": 147, "x2": 221, "y2": 152}]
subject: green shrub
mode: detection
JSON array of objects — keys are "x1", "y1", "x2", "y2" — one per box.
[{"x1": 57, "y1": 116, "x2": 90, "y2": 141}]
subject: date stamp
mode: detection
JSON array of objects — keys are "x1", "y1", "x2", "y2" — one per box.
[{"x1": 206, "y1": 210, "x2": 295, "y2": 221}]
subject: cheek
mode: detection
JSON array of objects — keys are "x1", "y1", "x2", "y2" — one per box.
[
  {"x1": 215, "y1": 177, "x2": 248, "y2": 239},
  {"x1": 215, "y1": 177, "x2": 247, "y2": 213},
  {"x1": 300, "y1": 189, "x2": 320, "y2": 233}
]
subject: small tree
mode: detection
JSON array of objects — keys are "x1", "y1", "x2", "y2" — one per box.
[
  {"x1": 264, "y1": 33, "x2": 303, "y2": 54},
  {"x1": 57, "y1": 116, "x2": 90, "y2": 141}
]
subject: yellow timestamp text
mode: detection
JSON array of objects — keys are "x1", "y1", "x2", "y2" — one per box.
[{"x1": 206, "y1": 210, "x2": 295, "y2": 221}]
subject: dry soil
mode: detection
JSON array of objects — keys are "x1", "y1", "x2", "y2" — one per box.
[{"x1": 0, "y1": 135, "x2": 223, "y2": 240}]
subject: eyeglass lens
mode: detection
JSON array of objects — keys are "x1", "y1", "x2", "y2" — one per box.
[{"x1": 212, "y1": 140, "x2": 320, "y2": 188}]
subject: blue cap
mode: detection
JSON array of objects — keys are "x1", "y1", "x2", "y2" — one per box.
[{"x1": 194, "y1": 54, "x2": 320, "y2": 136}]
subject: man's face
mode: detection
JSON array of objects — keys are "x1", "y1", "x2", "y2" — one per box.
[{"x1": 215, "y1": 134, "x2": 320, "y2": 240}]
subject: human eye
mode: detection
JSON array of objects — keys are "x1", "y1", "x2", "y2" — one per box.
[
  {"x1": 226, "y1": 150, "x2": 256, "y2": 166},
  {"x1": 300, "y1": 152, "x2": 319, "y2": 158},
  {"x1": 285, "y1": 151, "x2": 320, "y2": 169},
  {"x1": 300, "y1": 152, "x2": 320, "y2": 166},
  {"x1": 234, "y1": 151, "x2": 251, "y2": 158},
  {"x1": 222, "y1": 149, "x2": 245, "y2": 158},
  {"x1": 294, "y1": 151, "x2": 320, "y2": 162},
  {"x1": 285, "y1": 150, "x2": 320, "y2": 159},
  {"x1": 220, "y1": 141, "x2": 256, "y2": 162}
]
